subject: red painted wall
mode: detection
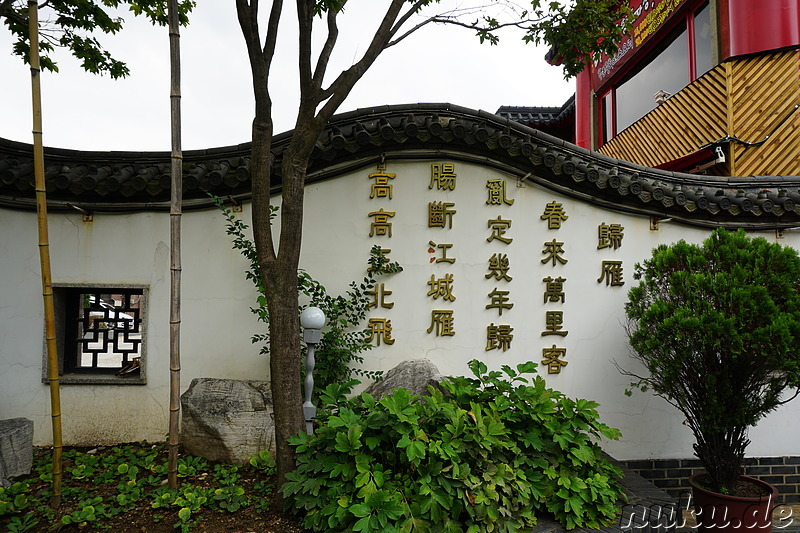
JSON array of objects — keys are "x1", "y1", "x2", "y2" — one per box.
[{"x1": 721, "y1": 0, "x2": 800, "y2": 59}]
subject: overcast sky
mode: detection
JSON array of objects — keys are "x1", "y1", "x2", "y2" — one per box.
[{"x1": 0, "y1": 1, "x2": 574, "y2": 152}]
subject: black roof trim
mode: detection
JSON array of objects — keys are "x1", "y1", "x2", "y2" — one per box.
[
  {"x1": 2, "y1": 102, "x2": 800, "y2": 229},
  {"x1": 496, "y1": 95, "x2": 576, "y2": 126}
]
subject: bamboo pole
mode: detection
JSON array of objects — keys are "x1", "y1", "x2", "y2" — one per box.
[
  {"x1": 27, "y1": 0, "x2": 63, "y2": 507},
  {"x1": 166, "y1": 0, "x2": 183, "y2": 490}
]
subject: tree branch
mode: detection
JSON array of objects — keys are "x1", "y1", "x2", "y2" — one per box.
[
  {"x1": 316, "y1": 0, "x2": 406, "y2": 119},
  {"x1": 311, "y1": 4, "x2": 340, "y2": 91},
  {"x1": 262, "y1": 0, "x2": 283, "y2": 70}
]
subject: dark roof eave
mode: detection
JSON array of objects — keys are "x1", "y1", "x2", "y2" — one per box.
[{"x1": 1, "y1": 103, "x2": 799, "y2": 229}]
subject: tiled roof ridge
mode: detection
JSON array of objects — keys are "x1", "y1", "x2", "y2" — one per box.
[
  {"x1": 496, "y1": 95, "x2": 576, "y2": 125},
  {"x1": 1, "y1": 102, "x2": 799, "y2": 229}
]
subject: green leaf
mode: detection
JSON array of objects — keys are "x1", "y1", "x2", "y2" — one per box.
[
  {"x1": 350, "y1": 503, "x2": 371, "y2": 517},
  {"x1": 407, "y1": 440, "x2": 426, "y2": 462}
]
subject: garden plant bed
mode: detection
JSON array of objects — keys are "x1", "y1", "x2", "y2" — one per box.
[
  {"x1": 0, "y1": 443, "x2": 309, "y2": 532},
  {"x1": 2, "y1": 442, "x2": 692, "y2": 532}
]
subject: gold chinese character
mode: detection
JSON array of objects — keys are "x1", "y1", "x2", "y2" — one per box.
[
  {"x1": 486, "y1": 253, "x2": 512, "y2": 282},
  {"x1": 487, "y1": 216, "x2": 513, "y2": 244},
  {"x1": 486, "y1": 323, "x2": 514, "y2": 351},
  {"x1": 542, "y1": 310, "x2": 568, "y2": 337},
  {"x1": 543, "y1": 276, "x2": 566, "y2": 304},
  {"x1": 428, "y1": 241, "x2": 455, "y2": 264},
  {"x1": 368, "y1": 318, "x2": 395, "y2": 346},
  {"x1": 486, "y1": 179, "x2": 514, "y2": 206},
  {"x1": 427, "y1": 310, "x2": 455, "y2": 336},
  {"x1": 541, "y1": 239, "x2": 568, "y2": 266},
  {"x1": 541, "y1": 201, "x2": 568, "y2": 229},
  {"x1": 486, "y1": 288, "x2": 513, "y2": 315},
  {"x1": 428, "y1": 201, "x2": 457, "y2": 228},
  {"x1": 542, "y1": 345, "x2": 568, "y2": 374},
  {"x1": 368, "y1": 208, "x2": 395, "y2": 237},
  {"x1": 429, "y1": 163, "x2": 456, "y2": 190},
  {"x1": 368, "y1": 283, "x2": 394, "y2": 309},
  {"x1": 369, "y1": 171, "x2": 396, "y2": 199},
  {"x1": 427, "y1": 274, "x2": 456, "y2": 301},
  {"x1": 597, "y1": 261, "x2": 625, "y2": 286},
  {"x1": 597, "y1": 222, "x2": 625, "y2": 250}
]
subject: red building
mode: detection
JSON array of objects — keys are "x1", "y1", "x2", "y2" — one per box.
[{"x1": 507, "y1": 0, "x2": 800, "y2": 176}]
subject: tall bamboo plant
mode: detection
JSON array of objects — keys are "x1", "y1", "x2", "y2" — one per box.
[
  {"x1": 166, "y1": 0, "x2": 183, "y2": 489},
  {"x1": 27, "y1": 0, "x2": 63, "y2": 507}
]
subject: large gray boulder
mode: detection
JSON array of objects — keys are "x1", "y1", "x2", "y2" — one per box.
[
  {"x1": 181, "y1": 378, "x2": 274, "y2": 464},
  {"x1": 364, "y1": 359, "x2": 443, "y2": 399},
  {"x1": 0, "y1": 418, "x2": 34, "y2": 487}
]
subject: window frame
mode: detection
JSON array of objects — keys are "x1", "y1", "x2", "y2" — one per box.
[
  {"x1": 43, "y1": 283, "x2": 148, "y2": 385},
  {"x1": 598, "y1": 0, "x2": 712, "y2": 145}
]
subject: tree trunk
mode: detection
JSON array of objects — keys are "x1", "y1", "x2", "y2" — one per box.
[
  {"x1": 249, "y1": 109, "x2": 320, "y2": 492},
  {"x1": 264, "y1": 261, "x2": 304, "y2": 489}
]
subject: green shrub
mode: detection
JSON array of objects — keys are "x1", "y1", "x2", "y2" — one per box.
[
  {"x1": 282, "y1": 360, "x2": 624, "y2": 532},
  {"x1": 624, "y1": 228, "x2": 800, "y2": 493}
]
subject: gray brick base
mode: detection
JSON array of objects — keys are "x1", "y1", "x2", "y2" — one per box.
[{"x1": 623, "y1": 457, "x2": 800, "y2": 503}]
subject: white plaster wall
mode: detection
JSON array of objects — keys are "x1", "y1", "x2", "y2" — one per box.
[
  {"x1": 299, "y1": 160, "x2": 800, "y2": 461},
  {"x1": 0, "y1": 205, "x2": 265, "y2": 445},
  {"x1": 1, "y1": 158, "x2": 799, "y2": 459}
]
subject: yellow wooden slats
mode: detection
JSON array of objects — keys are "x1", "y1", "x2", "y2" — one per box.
[
  {"x1": 729, "y1": 51, "x2": 800, "y2": 176},
  {"x1": 599, "y1": 64, "x2": 728, "y2": 166},
  {"x1": 599, "y1": 50, "x2": 800, "y2": 177}
]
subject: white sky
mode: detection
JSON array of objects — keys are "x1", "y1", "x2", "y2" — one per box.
[{"x1": 0, "y1": 1, "x2": 574, "y2": 151}]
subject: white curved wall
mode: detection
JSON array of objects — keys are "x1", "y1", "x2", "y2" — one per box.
[{"x1": 1, "y1": 158, "x2": 798, "y2": 459}]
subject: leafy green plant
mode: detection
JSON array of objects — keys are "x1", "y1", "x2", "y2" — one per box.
[
  {"x1": 0, "y1": 482, "x2": 32, "y2": 516},
  {"x1": 252, "y1": 479, "x2": 274, "y2": 506},
  {"x1": 282, "y1": 359, "x2": 624, "y2": 532},
  {"x1": 5, "y1": 511, "x2": 39, "y2": 533},
  {"x1": 624, "y1": 228, "x2": 800, "y2": 494},
  {"x1": 116, "y1": 478, "x2": 144, "y2": 510},
  {"x1": 173, "y1": 487, "x2": 211, "y2": 533},
  {"x1": 212, "y1": 464, "x2": 242, "y2": 486},
  {"x1": 61, "y1": 496, "x2": 108, "y2": 527},
  {"x1": 174, "y1": 506, "x2": 198, "y2": 533},
  {"x1": 177, "y1": 455, "x2": 208, "y2": 478},
  {"x1": 211, "y1": 485, "x2": 249, "y2": 512},
  {"x1": 249, "y1": 449, "x2": 277, "y2": 476},
  {"x1": 150, "y1": 486, "x2": 180, "y2": 511},
  {"x1": 213, "y1": 195, "x2": 402, "y2": 391}
]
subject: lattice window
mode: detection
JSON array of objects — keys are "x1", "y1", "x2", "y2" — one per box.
[{"x1": 64, "y1": 288, "x2": 144, "y2": 375}]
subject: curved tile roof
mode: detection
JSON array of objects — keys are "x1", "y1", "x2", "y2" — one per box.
[
  {"x1": 2, "y1": 102, "x2": 799, "y2": 229},
  {"x1": 496, "y1": 95, "x2": 575, "y2": 128}
]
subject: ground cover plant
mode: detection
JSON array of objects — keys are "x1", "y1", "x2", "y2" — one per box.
[
  {"x1": 283, "y1": 359, "x2": 625, "y2": 532},
  {"x1": 0, "y1": 443, "x2": 307, "y2": 532}
]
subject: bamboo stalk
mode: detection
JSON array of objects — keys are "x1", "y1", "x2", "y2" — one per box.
[
  {"x1": 27, "y1": 0, "x2": 62, "y2": 507},
  {"x1": 167, "y1": 0, "x2": 183, "y2": 490}
]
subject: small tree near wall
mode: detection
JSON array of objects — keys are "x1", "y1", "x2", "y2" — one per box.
[{"x1": 624, "y1": 228, "x2": 800, "y2": 494}]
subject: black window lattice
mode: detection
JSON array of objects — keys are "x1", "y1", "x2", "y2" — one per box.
[{"x1": 75, "y1": 291, "x2": 142, "y2": 368}]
